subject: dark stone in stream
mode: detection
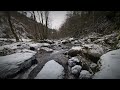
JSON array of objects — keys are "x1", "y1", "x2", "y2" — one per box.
[
  {"x1": 17, "y1": 44, "x2": 21, "y2": 46},
  {"x1": 30, "y1": 47, "x2": 35, "y2": 51}
]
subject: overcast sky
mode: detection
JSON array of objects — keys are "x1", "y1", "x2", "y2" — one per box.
[
  {"x1": 32, "y1": 11, "x2": 67, "y2": 30},
  {"x1": 26, "y1": 11, "x2": 67, "y2": 30},
  {"x1": 49, "y1": 11, "x2": 67, "y2": 29}
]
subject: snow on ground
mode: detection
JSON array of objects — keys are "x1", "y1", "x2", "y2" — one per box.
[
  {"x1": 35, "y1": 60, "x2": 64, "y2": 79},
  {"x1": 93, "y1": 49, "x2": 120, "y2": 79},
  {"x1": 0, "y1": 42, "x2": 24, "y2": 50},
  {"x1": 0, "y1": 39, "x2": 50, "y2": 52}
]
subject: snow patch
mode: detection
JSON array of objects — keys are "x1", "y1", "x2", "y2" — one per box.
[{"x1": 71, "y1": 46, "x2": 82, "y2": 51}]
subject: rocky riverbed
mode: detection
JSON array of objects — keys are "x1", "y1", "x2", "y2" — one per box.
[{"x1": 0, "y1": 32, "x2": 120, "y2": 79}]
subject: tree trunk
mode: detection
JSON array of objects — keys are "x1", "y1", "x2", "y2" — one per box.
[
  {"x1": 44, "y1": 11, "x2": 49, "y2": 39},
  {"x1": 40, "y1": 11, "x2": 44, "y2": 40},
  {"x1": 6, "y1": 11, "x2": 19, "y2": 42}
]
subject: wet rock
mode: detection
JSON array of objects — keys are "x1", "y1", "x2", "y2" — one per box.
[
  {"x1": 82, "y1": 63, "x2": 90, "y2": 71},
  {"x1": 79, "y1": 70, "x2": 92, "y2": 79},
  {"x1": 30, "y1": 47, "x2": 35, "y2": 51},
  {"x1": 17, "y1": 44, "x2": 21, "y2": 46}
]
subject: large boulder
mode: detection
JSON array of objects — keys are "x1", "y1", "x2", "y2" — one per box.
[
  {"x1": 82, "y1": 44, "x2": 104, "y2": 63},
  {"x1": 68, "y1": 46, "x2": 82, "y2": 57},
  {"x1": 34, "y1": 60, "x2": 64, "y2": 79},
  {"x1": 0, "y1": 49, "x2": 37, "y2": 79},
  {"x1": 68, "y1": 44, "x2": 104, "y2": 63},
  {"x1": 93, "y1": 49, "x2": 120, "y2": 79}
]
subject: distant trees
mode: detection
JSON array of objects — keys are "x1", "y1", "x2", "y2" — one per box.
[
  {"x1": 5, "y1": 11, "x2": 19, "y2": 42},
  {"x1": 59, "y1": 11, "x2": 120, "y2": 38},
  {"x1": 26, "y1": 11, "x2": 50, "y2": 40},
  {"x1": 35, "y1": 11, "x2": 49, "y2": 40}
]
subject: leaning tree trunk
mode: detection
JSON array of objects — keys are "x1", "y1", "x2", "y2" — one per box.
[{"x1": 6, "y1": 11, "x2": 19, "y2": 42}]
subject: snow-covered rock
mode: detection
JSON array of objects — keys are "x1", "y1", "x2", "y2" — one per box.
[
  {"x1": 82, "y1": 44, "x2": 104, "y2": 63},
  {"x1": 35, "y1": 60, "x2": 64, "y2": 79},
  {"x1": 68, "y1": 57, "x2": 80, "y2": 67},
  {"x1": 79, "y1": 70, "x2": 92, "y2": 79},
  {"x1": 71, "y1": 65, "x2": 82, "y2": 75},
  {"x1": 40, "y1": 47, "x2": 53, "y2": 53},
  {"x1": 0, "y1": 49, "x2": 37, "y2": 79},
  {"x1": 68, "y1": 46, "x2": 82, "y2": 57},
  {"x1": 93, "y1": 49, "x2": 120, "y2": 79}
]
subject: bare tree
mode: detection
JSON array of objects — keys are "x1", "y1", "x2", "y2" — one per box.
[
  {"x1": 37, "y1": 11, "x2": 44, "y2": 40},
  {"x1": 44, "y1": 11, "x2": 49, "y2": 39},
  {"x1": 5, "y1": 11, "x2": 19, "y2": 42},
  {"x1": 32, "y1": 11, "x2": 40, "y2": 40},
  {"x1": 40, "y1": 11, "x2": 44, "y2": 24},
  {"x1": 38, "y1": 11, "x2": 49, "y2": 39}
]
